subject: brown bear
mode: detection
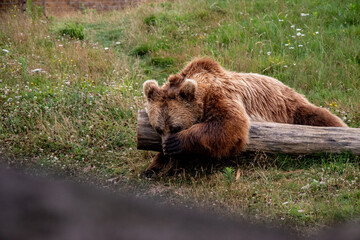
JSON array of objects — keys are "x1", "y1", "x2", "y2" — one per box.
[{"x1": 142, "y1": 58, "x2": 347, "y2": 177}]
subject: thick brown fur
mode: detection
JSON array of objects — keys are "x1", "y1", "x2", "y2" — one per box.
[{"x1": 142, "y1": 58, "x2": 347, "y2": 177}]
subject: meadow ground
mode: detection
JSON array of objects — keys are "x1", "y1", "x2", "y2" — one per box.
[{"x1": 1, "y1": 0, "x2": 360, "y2": 236}]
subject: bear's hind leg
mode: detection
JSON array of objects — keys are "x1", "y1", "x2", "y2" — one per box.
[{"x1": 293, "y1": 105, "x2": 347, "y2": 127}]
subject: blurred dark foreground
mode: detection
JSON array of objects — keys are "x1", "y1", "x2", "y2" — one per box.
[{"x1": 0, "y1": 166, "x2": 359, "y2": 240}]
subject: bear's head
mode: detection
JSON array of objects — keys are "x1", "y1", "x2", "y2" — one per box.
[{"x1": 143, "y1": 78, "x2": 203, "y2": 140}]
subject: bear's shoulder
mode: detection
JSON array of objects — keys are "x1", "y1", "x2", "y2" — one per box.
[{"x1": 180, "y1": 58, "x2": 225, "y2": 78}]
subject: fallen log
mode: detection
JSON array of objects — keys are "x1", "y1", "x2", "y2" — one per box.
[{"x1": 137, "y1": 110, "x2": 360, "y2": 155}]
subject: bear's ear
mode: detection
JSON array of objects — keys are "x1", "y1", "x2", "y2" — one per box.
[
  {"x1": 143, "y1": 80, "x2": 160, "y2": 101},
  {"x1": 179, "y1": 79, "x2": 197, "y2": 101}
]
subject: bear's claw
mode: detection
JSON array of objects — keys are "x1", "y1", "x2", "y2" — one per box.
[
  {"x1": 162, "y1": 134, "x2": 183, "y2": 156},
  {"x1": 140, "y1": 169, "x2": 156, "y2": 179}
]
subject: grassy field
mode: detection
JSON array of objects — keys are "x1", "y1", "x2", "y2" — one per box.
[{"x1": 1, "y1": 0, "x2": 360, "y2": 236}]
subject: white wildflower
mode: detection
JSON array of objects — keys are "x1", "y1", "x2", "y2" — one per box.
[
  {"x1": 300, "y1": 13, "x2": 309, "y2": 17},
  {"x1": 298, "y1": 45, "x2": 303, "y2": 47},
  {"x1": 267, "y1": 51, "x2": 271, "y2": 55},
  {"x1": 296, "y1": 28, "x2": 302, "y2": 31},
  {"x1": 2, "y1": 49, "x2": 9, "y2": 53},
  {"x1": 301, "y1": 183, "x2": 310, "y2": 190},
  {"x1": 282, "y1": 202, "x2": 289, "y2": 205},
  {"x1": 104, "y1": 47, "x2": 109, "y2": 50},
  {"x1": 291, "y1": 25, "x2": 295, "y2": 28},
  {"x1": 298, "y1": 209, "x2": 305, "y2": 213},
  {"x1": 115, "y1": 42, "x2": 120, "y2": 45},
  {"x1": 31, "y1": 68, "x2": 42, "y2": 73}
]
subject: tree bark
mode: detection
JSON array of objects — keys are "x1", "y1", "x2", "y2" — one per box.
[
  {"x1": 137, "y1": 110, "x2": 360, "y2": 155},
  {"x1": 42, "y1": 0, "x2": 47, "y2": 18}
]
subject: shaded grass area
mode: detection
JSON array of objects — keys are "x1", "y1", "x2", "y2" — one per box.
[
  {"x1": 163, "y1": 152, "x2": 360, "y2": 231},
  {"x1": 1, "y1": 0, "x2": 360, "y2": 236}
]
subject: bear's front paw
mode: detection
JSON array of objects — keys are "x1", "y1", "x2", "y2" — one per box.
[
  {"x1": 162, "y1": 134, "x2": 183, "y2": 156},
  {"x1": 140, "y1": 169, "x2": 157, "y2": 179}
]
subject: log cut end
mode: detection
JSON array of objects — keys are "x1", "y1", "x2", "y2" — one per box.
[{"x1": 137, "y1": 110, "x2": 162, "y2": 152}]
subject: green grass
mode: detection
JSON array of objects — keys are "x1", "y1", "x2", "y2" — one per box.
[
  {"x1": 59, "y1": 22, "x2": 85, "y2": 40},
  {"x1": 1, "y1": 0, "x2": 360, "y2": 236}
]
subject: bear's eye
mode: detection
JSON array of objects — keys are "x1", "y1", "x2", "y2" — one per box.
[
  {"x1": 155, "y1": 127, "x2": 163, "y2": 135},
  {"x1": 170, "y1": 126, "x2": 182, "y2": 133}
]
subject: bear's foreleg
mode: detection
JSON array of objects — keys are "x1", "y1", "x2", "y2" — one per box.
[
  {"x1": 163, "y1": 99, "x2": 250, "y2": 158},
  {"x1": 141, "y1": 152, "x2": 172, "y2": 178}
]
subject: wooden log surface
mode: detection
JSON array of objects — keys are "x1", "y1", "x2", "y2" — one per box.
[{"x1": 137, "y1": 110, "x2": 360, "y2": 155}]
